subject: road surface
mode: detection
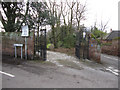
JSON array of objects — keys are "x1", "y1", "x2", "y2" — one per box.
[
  {"x1": 0, "y1": 52, "x2": 118, "y2": 88},
  {"x1": 1, "y1": 51, "x2": 118, "y2": 88},
  {"x1": 101, "y1": 54, "x2": 119, "y2": 76},
  {"x1": 2, "y1": 63, "x2": 118, "y2": 88}
]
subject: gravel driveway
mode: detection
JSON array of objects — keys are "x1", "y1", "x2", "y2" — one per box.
[
  {"x1": 47, "y1": 51, "x2": 119, "y2": 76},
  {"x1": 47, "y1": 51, "x2": 85, "y2": 68}
]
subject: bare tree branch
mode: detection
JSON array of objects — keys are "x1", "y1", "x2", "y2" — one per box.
[
  {"x1": 74, "y1": 1, "x2": 86, "y2": 31},
  {"x1": 100, "y1": 20, "x2": 109, "y2": 31}
]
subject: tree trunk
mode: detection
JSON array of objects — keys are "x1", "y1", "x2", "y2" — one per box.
[{"x1": 52, "y1": 25, "x2": 57, "y2": 48}]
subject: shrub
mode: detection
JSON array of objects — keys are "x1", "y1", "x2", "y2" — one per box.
[
  {"x1": 62, "y1": 34, "x2": 76, "y2": 48},
  {"x1": 57, "y1": 41, "x2": 63, "y2": 47}
]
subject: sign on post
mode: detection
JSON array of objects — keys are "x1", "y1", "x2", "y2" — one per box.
[
  {"x1": 21, "y1": 25, "x2": 29, "y2": 60},
  {"x1": 21, "y1": 25, "x2": 29, "y2": 37}
]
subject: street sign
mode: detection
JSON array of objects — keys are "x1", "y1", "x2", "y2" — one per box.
[
  {"x1": 21, "y1": 25, "x2": 29, "y2": 59},
  {"x1": 21, "y1": 25, "x2": 29, "y2": 37}
]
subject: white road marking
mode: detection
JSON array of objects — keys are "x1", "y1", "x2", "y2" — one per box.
[
  {"x1": 106, "y1": 68, "x2": 118, "y2": 76},
  {"x1": 0, "y1": 71, "x2": 15, "y2": 78},
  {"x1": 103, "y1": 56, "x2": 118, "y2": 61},
  {"x1": 114, "y1": 69, "x2": 119, "y2": 72},
  {"x1": 108, "y1": 67, "x2": 119, "y2": 72},
  {"x1": 105, "y1": 67, "x2": 119, "y2": 76}
]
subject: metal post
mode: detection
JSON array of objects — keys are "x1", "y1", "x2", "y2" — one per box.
[
  {"x1": 33, "y1": 30, "x2": 36, "y2": 56},
  {"x1": 15, "y1": 46, "x2": 17, "y2": 58},
  {"x1": 44, "y1": 29, "x2": 47, "y2": 61},
  {"x1": 87, "y1": 34, "x2": 90, "y2": 60},
  {"x1": 21, "y1": 46, "x2": 23, "y2": 59},
  {"x1": 25, "y1": 37, "x2": 27, "y2": 59},
  {"x1": 79, "y1": 30, "x2": 82, "y2": 59}
]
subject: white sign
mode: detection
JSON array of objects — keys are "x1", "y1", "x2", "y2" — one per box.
[
  {"x1": 14, "y1": 44, "x2": 23, "y2": 47},
  {"x1": 21, "y1": 25, "x2": 29, "y2": 37}
]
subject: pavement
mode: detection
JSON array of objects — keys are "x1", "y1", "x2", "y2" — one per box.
[{"x1": 1, "y1": 51, "x2": 119, "y2": 88}]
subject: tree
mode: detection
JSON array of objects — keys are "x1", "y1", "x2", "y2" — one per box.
[
  {"x1": 1, "y1": 2, "x2": 29, "y2": 32},
  {"x1": 66, "y1": 1, "x2": 76, "y2": 33},
  {"x1": 60, "y1": 2, "x2": 67, "y2": 26},
  {"x1": 0, "y1": 1, "x2": 51, "y2": 32},
  {"x1": 100, "y1": 20, "x2": 109, "y2": 31},
  {"x1": 46, "y1": 1, "x2": 87, "y2": 48},
  {"x1": 91, "y1": 19, "x2": 109, "y2": 39},
  {"x1": 74, "y1": 2, "x2": 86, "y2": 31},
  {"x1": 91, "y1": 26, "x2": 107, "y2": 39},
  {"x1": 30, "y1": 2, "x2": 50, "y2": 35},
  {"x1": 46, "y1": 1, "x2": 58, "y2": 48}
]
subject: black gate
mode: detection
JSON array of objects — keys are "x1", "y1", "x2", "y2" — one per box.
[
  {"x1": 34, "y1": 29, "x2": 47, "y2": 61},
  {"x1": 75, "y1": 28, "x2": 90, "y2": 60}
]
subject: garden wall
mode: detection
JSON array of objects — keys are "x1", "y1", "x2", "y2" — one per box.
[
  {"x1": 101, "y1": 40, "x2": 120, "y2": 57},
  {"x1": 2, "y1": 32, "x2": 34, "y2": 59}
]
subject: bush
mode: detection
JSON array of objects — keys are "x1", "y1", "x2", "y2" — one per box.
[
  {"x1": 62, "y1": 34, "x2": 76, "y2": 48},
  {"x1": 57, "y1": 41, "x2": 63, "y2": 47},
  {"x1": 91, "y1": 28, "x2": 107, "y2": 38}
]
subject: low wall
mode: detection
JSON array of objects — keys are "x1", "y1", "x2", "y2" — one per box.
[
  {"x1": 101, "y1": 40, "x2": 120, "y2": 57},
  {"x1": 2, "y1": 32, "x2": 34, "y2": 59}
]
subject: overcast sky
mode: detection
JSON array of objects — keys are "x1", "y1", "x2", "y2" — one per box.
[
  {"x1": 84, "y1": 0, "x2": 119, "y2": 32},
  {"x1": 47, "y1": 0, "x2": 119, "y2": 32},
  {"x1": 0, "y1": 0, "x2": 119, "y2": 33}
]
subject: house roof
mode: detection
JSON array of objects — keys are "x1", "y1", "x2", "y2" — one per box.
[{"x1": 106, "y1": 31, "x2": 120, "y2": 40}]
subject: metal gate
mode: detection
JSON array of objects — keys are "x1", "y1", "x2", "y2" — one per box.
[
  {"x1": 75, "y1": 28, "x2": 101, "y2": 63},
  {"x1": 75, "y1": 28, "x2": 90, "y2": 60},
  {"x1": 34, "y1": 29, "x2": 47, "y2": 61}
]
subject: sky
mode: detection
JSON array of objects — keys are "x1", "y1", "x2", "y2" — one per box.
[
  {"x1": 46, "y1": 0, "x2": 119, "y2": 33},
  {"x1": 84, "y1": 0, "x2": 119, "y2": 32},
  {"x1": 0, "y1": 0, "x2": 119, "y2": 33}
]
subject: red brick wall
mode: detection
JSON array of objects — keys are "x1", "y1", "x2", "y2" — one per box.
[
  {"x1": 101, "y1": 40, "x2": 120, "y2": 57},
  {"x1": 89, "y1": 39, "x2": 101, "y2": 63},
  {"x1": 2, "y1": 32, "x2": 34, "y2": 59}
]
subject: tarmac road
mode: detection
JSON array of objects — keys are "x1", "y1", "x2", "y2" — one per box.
[
  {"x1": 1, "y1": 51, "x2": 119, "y2": 88},
  {"x1": 101, "y1": 54, "x2": 119, "y2": 76},
  {"x1": 1, "y1": 60, "x2": 118, "y2": 88},
  {"x1": 101, "y1": 54, "x2": 119, "y2": 68}
]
